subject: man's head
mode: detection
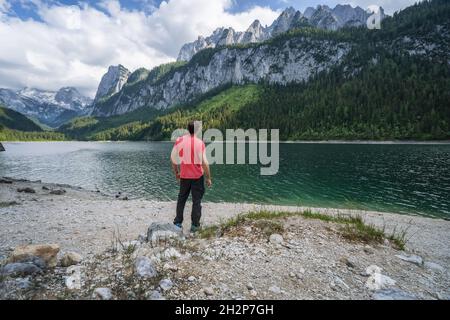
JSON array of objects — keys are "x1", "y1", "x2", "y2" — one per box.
[
  {"x1": 188, "y1": 121, "x2": 202, "y2": 136},
  {"x1": 188, "y1": 121, "x2": 195, "y2": 135}
]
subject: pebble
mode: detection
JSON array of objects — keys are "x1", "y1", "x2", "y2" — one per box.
[
  {"x1": 134, "y1": 256, "x2": 157, "y2": 278},
  {"x1": 60, "y1": 252, "x2": 83, "y2": 267},
  {"x1": 147, "y1": 290, "x2": 165, "y2": 300},
  {"x1": 395, "y1": 254, "x2": 423, "y2": 266},
  {"x1": 424, "y1": 261, "x2": 445, "y2": 273},
  {"x1": 93, "y1": 287, "x2": 113, "y2": 300},
  {"x1": 269, "y1": 234, "x2": 283, "y2": 245},
  {"x1": 269, "y1": 285, "x2": 281, "y2": 294},
  {"x1": 159, "y1": 279, "x2": 173, "y2": 292},
  {"x1": 17, "y1": 187, "x2": 36, "y2": 194},
  {"x1": 203, "y1": 286, "x2": 214, "y2": 296},
  {"x1": 188, "y1": 276, "x2": 196, "y2": 282}
]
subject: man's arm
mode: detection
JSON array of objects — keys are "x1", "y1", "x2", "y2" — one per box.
[
  {"x1": 171, "y1": 145, "x2": 180, "y2": 182},
  {"x1": 202, "y1": 150, "x2": 212, "y2": 187}
]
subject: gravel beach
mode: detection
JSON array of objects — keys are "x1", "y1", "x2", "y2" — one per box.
[{"x1": 1, "y1": 177, "x2": 449, "y2": 300}]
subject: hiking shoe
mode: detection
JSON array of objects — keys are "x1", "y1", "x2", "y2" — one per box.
[
  {"x1": 174, "y1": 223, "x2": 182, "y2": 229},
  {"x1": 190, "y1": 225, "x2": 201, "y2": 233}
]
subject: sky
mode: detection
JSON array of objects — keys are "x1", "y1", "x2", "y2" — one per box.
[{"x1": 0, "y1": 0, "x2": 419, "y2": 97}]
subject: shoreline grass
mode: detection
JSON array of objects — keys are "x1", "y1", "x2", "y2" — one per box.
[{"x1": 198, "y1": 210, "x2": 407, "y2": 250}]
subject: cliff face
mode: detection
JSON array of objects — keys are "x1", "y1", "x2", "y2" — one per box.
[
  {"x1": 94, "y1": 65, "x2": 131, "y2": 103},
  {"x1": 92, "y1": 38, "x2": 350, "y2": 117},
  {"x1": 176, "y1": 5, "x2": 376, "y2": 62}
]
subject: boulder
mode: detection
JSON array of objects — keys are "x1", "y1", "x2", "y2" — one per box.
[
  {"x1": 9, "y1": 244, "x2": 60, "y2": 268},
  {"x1": 269, "y1": 234, "x2": 283, "y2": 244},
  {"x1": 147, "y1": 222, "x2": 185, "y2": 245},
  {"x1": 134, "y1": 256, "x2": 157, "y2": 278},
  {"x1": 372, "y1": 289, "x2": 417, "y2": 300},
  {"x1": 60, "y1": 252, "x2": 83, "y2": 267},
  {"x1": 366, "y1": 273, "x2": 396, "y2": 291},
  {"x1": 1, "y1": 262, "x2": 42, "y2": 277},
  {"x1": 93, "y1": 288, "x2": 113, "y2": 300}
]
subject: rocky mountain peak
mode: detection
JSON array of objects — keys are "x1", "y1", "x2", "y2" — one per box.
[
  {"x1": 176, "y1": 3, "x2": 387, "y2": 62},
  {"x1": 94, "y1": 65, "x2": 131, "y2": 103},
  {"x1": 303, "y1": 7, "x2": 317, "y2": 19},
  {"x1": 269, "y1": 6, "x2": 299, "y2": 36}
]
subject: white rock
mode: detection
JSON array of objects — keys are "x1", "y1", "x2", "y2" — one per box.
[
  {"x1": 424, "y1": 261, "x2": 445, "y2": 272},
  {"x1": 203, "y1": 286, "x2": 215, "y2": 296},
  {"x1": 269, "y1": 285, "x2": 281, "y2": 294},
  {"x1": 159, "y1": 279, "x2": 173, "y2": 292},
  {"x1": 269, "y1": 234, "x2": 283, "y2": 244},
  {"x1": 188, "y1": 276, "x2": 196, "y2": 282},
  {"x1": 147, "y1": 290, "x2": 165, "y2": 300},
  {"x1": 163, "y1": 247, "x2": 181, "y2": 260},
  {"x1": 365, "y1": 265, "x2": 382, "y2": 276},
  {"x1": 65, "y1": 266, "x2": 82, "y2": 290},
  {"x1": 135, "y1": 256, "x2": 157, "y2": 278},
  {"x1": 395, "y1": 254, "x2": 423, "y2": 266},
  {"x1": 93, "y1": 287, "x2": 113, "y2": 300},
  {"x1": 366, "y1": 273, "x2": 396, "y2": 291}
]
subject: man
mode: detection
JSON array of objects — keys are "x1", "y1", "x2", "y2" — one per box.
[{"x1": 171, "y1": 121, "x2": 212, "y2": 233}]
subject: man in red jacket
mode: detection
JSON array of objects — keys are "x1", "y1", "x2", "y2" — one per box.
[{"x1": 171, "y1": 121, "x2": 212, "y2": 233}]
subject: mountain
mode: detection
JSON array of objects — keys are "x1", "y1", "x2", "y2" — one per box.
[
  {"x1": 0, "y1": 105, "x2": 42, "y2": 132},
  {"x1": 94, "y1": 65, "x2": 131, "y2": 103},
  {"x1": 92, "y1": 36, "x2": 348, "y2": 116},
  {"x1": 0, "y1": 87, "x2": 92, "y2": 127},
  {"x1": 177, "y1": 4, "x2": 380, "y2": 62},
  {"x1": 76, "y1": 0, "x2": 450, "y2": 141}
]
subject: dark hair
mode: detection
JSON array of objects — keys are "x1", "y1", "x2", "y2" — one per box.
[{"x1": 187, "y1": 121, "x2": 195, "y2": 135}]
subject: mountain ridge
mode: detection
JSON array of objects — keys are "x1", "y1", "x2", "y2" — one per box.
[
  {"x1": 177, "y1": 4, "x2": 385, "y2": 62},
  {"x1": 0, "y1": 86, "x2": 92, "y2": 127}
]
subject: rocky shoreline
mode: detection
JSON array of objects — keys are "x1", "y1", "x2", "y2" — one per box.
[{"x1": 0, "y1": 177, "x2": 449, "y2": 300}]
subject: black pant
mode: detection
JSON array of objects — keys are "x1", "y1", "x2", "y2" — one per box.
[{"x1": 174, "y1": 176, "x2": 205, "y2": 227}]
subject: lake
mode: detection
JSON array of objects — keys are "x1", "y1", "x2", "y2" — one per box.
[{"x1": 1, "y1": 141, "x2": 449, "y2": 219}]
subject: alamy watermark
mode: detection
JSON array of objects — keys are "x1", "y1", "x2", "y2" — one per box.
[
  {"x1": 367, "y1": 5, "x2": 383, "y2": 30},
  {"x1": 171, "y1": 121, "x2": 280, "y2": 176}
]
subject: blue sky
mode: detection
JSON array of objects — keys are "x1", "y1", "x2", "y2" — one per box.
[
  {"x1": 5, "y1": 0, "x2": 414, "y2": 20},
  {"x1": 0, "y1": 0, "x2": 417, "y2": 96}
]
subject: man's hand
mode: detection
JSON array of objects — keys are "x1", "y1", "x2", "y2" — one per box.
[
  {"x1": 176, "y1": 173, "x2": 181, "y2": 183},
  {"x1": 206, "y1": 178, "x2": 212, "y2": 187}
]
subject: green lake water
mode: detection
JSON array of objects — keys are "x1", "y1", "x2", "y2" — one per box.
[{"x1": 1, "y1": 141, "x2": 449, "y2": 219}]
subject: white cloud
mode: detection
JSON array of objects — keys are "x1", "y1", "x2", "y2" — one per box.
[
  {"x1": 0, "y1": 0, "x2": 279, "y2": 97},
  {"x1": 0, "y1": 0, "x2": 10, "y2": 13}
]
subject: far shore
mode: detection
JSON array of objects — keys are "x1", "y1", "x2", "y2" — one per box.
[{"x1": 2, "y1": 139, "x2": 450, "y2": 144}]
